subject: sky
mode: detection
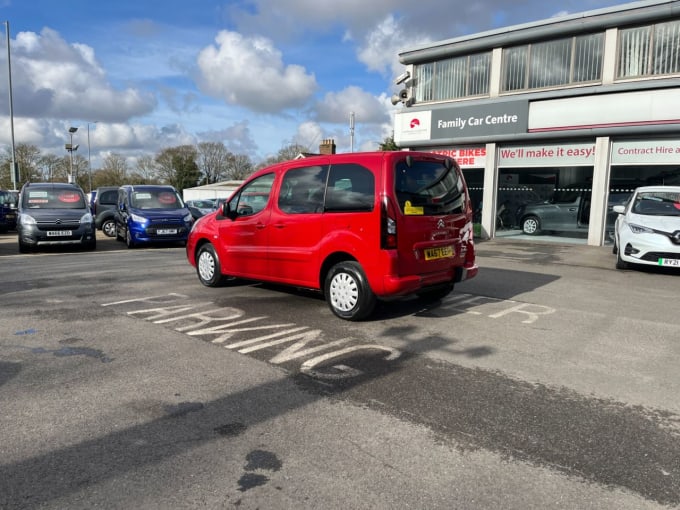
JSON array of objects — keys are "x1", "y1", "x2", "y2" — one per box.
[{"x1": 0, "y1": 0, "x2": 630, "y2": 169}]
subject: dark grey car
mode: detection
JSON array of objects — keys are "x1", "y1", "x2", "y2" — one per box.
[
  {"x1": 515, "y1": 184, "x2": 637, "y2": 238},
  {"x1": 92, "y1": 186, "x2": 119, "y2": 237},
  {"x1": 17, "y1": 182, "x2": 96, "y2": 253}
]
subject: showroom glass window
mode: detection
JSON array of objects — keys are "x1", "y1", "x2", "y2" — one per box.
[
  {"x1": 414, "y1": 52, "x2": 491, "y2": 103},
  {"x1": 501, "y1": 33, "x2": 604, "y2": 92},
  {"x1": 617, "y1": 19, "x2": 680, "y2": 78}
]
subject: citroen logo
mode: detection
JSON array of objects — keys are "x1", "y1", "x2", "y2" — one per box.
[
  {"x1": 437, "y1": 219, "x2": 445, "y2": 229},
  {"x1": 55, "y1": 219, "x2": 62, "y2": 225},
  {"x1": 672, "y1": 231, "x2": 680, "y2": 244}
]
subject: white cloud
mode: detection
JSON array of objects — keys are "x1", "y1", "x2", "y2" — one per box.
[
  {"x1": 196, "y1": 30, "x2": 317, "y2": 113},
  {"x1": 314, "y1": 86, "x2": 388, "y2": 125},
  {"x1": 9, "y1": 28, "x2": 156, "y2": 123}
]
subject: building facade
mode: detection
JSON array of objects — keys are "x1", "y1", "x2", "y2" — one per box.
[{"x1": 393, "y1": 0, "x2": 680, "y2": 245}]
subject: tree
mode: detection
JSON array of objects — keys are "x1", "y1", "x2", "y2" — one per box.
[
  {"x1": 155, "y1": 145, "x2": 200, "y2": 192},
  {"x1": 258, "y1": 142, "x2": 309, "y2": 170},
  {"x1": 0, "y1": 143, "x2": 44, "y2": 188},
  {"x1": 134, "y1": 155, "x2": 160, "y2": 184},
  {"x1": 91, "y1": 153, "x2": 129, "y2": 188},
  {"x1": 379, "y1": 134, "x2": 400, "y2": 151},
  {"x1": 226, "y1": 153, "x2": 254, "y2": 180},
  {"x1": 197, "y1": 142, "x2": 230, "y2": 184}
]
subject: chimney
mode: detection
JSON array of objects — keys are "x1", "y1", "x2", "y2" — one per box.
[{"x1": 319, "y1": 139, "x2": 336, "y2": 155}]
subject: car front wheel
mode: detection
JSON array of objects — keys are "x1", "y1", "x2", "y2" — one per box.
[
  {"x1": 522, "y1": 216, "x2": 541, "y2": 235},
  {"x1": 616, "y1": 248, "x2": 630, "y2": 270},
  {"x1": 324, "y1": 261, "x2": 375, "y2": 321},
  {"x1": 196, "y1": 243, "x2": 227, "y2": 287}
]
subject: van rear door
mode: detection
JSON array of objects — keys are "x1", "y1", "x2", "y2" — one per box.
[{"x1": 391, "y1": 155, "x2": 470, "y2": 277}]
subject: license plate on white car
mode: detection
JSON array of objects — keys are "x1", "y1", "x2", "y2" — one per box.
[
  {"x1": 47, "y1": 230, "x2": 72, "y2": 237},
  {"x1": 658, "y1": 258, "x2": 680, "y2": 267},
  {"x1": 157, "y1": 228, "x2": 177, "y2": 235}
]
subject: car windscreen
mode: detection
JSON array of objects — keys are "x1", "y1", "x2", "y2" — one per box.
[
  {"x1": 23, "y1": 189, "x2": 86, "y2": 209},
  {"x1": 632, "y1": 191, "x2": 680, "y2": 216},
  {"x1": 131, "y1": 190, "x2": 184, "y2": 209},
  {"x1": 394, "y1": 159, "x2": 465, "y2": 215}
]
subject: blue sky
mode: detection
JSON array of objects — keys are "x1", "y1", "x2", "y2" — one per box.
[{"x1": 1, "y1": 0, "x2": 628, "y2": 168}]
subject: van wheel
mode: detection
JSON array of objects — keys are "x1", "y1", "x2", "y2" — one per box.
[
  {"x1": 522, "y1": 216, "x2": 541, "y2": 235},
  {"x1": 126, "y1": 229, "x2": 135, "y2": 249},
  {"x1": 197, "y1": 243, "x2": 227, "y2": 287},
  {"x1": 102, "y1": 219, "x2": 116, "y2": 237},
  {"x1": 325, "y1": 261, "x2": 375, "y2": 321}
]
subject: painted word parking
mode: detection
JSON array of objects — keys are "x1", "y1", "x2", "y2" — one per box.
[
  {"x1": 102, "y1": 292, "x2": 555, "y2": 379},
  {"x1": 103, "y1": 293, "x2": 400, "y2": 380}
]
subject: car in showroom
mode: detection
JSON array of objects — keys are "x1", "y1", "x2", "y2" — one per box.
[
  {"x1": 612, "y1": 186, "x2": 680, "y2": 270},
  {"x1": 186, "y1": 151, "x2": 478, "y2": 321},
  {"x1": 16, "y1": 182, "x2": 96, "y2": 253}
]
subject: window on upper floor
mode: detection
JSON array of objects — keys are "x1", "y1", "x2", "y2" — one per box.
[
  {"x1": 617, "y1": 19, "x2": 680, "y2": 79},
  {"x1": 414, "y1": 52, "x2": 491, "y2": 103},
  {"x1": 501, "y1": 33, "x2": 604, "y2": 92}
]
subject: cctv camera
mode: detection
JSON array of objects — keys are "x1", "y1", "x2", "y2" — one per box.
[{"x1": 394, "y1": 71, "x2": 411, "y2": 86}]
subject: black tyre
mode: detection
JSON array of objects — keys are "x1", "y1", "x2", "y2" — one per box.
[
  {"x1": 196, "y1": 243, "x2": 227, "y2": 287},
  {"x1": 616, "y1": 249, "x2": 629, "y2": 270},
  {"x1": 125, "y1": 229, "x2": 135, "y2": 249},
  {"x1": 84, "y1": 239, "x2": 97, "y2": 251},
  {"x1": 115, "y1": 222, "x2": 124, "y2": 242},
  {"x1": 102, "y1": 219, "x2": 116, "y2": 237},
  {"x1": 324, "y1": 261, "x2": 376, "y2": 321},
  {"x1": 522, "y1": 216, "x2": 541, "y2": 235},
  {"x1": 18, "y1": 240, "x2": 30, "y2": 254}
]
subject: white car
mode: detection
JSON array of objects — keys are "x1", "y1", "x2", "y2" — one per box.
[{"x1": 613, "y1": 186, "x2": 680, "y2": 270}]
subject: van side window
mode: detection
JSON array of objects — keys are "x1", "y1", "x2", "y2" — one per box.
[
  {"x1": 325, "y1": 164, "x2": 375, "y2": 212},
  {"x1": 278, "y1": 165, "x2": 328, "y2": 214},
  {"x1": 231, "y1": 173, "x2": 275, "y2": 216}
]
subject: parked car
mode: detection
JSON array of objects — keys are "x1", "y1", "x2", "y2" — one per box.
[
  {"x1": 186, "y1": 151, "x2": 478, "y2": 321},
  {"x1": 185, "y1": 199, "x2": 216, "y2": 215},
  {"x1": 114, "y1": 184, "x2": 193, "y2": 248},
  {"x1": 515, "y1": 182, "x2": 639, "y2": 237},
  {"x1": 16, "y1": 182, "x2": 96, "y2": 253},
  {"x1": 0, "y1": 189, "x2": 18, "y2": 232},
  {"x1": 91, "y1": 186, "x2": 119, "y2": 237},
  {"x1": 612, "y1": 185, "x2": 680, "y2": 269}
]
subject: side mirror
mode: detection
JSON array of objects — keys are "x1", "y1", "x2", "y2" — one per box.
[
  {"x1": 221, "y1": 200, "x2": 238, "y2": 220},
  {"x1": 612, "y1": 205, "x2": 625, "y2": 214}
]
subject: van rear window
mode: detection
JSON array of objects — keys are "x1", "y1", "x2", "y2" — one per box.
[{"x1": 395, "y1": 159, "x2": 464, "y2": 215}]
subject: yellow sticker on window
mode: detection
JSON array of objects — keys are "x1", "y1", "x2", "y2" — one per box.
[{"x1": 404, "y1": 200, "x2": 423, "y2": 215}]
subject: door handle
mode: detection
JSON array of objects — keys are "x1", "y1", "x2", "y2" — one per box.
[
  {"x1": 568, "y1": 208, "x2": 577, "y2": 212},
  {"x1": 256, "y1": 223, "x2": 267, "y2": 229}
]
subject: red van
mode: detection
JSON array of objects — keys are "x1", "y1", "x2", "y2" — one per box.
[{"x1": 186, "y1": 151, "x2": 478, "y2": 320}]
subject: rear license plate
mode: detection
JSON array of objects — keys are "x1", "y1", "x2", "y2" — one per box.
[
  {"x1": 658, "y1": 258, "x2": 680, "y2": 267},
  {"x1": 47, "y1": 230, "x2": 72, "y2": 237},
  {"x1": 424, "y1": 246, "x2": 454, "y2": 260},
  {"x1": 157, "y1": 228, "x2": 177, "y2": 235}
]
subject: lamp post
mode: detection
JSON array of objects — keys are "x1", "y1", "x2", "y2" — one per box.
[
  {"x1": 65, "y1": 126, "x2": 79, "y2": 184},
  {"x1": 4, "y1": 21, "x2": 18, "y2": 189},
  {"x1": 86, "y1": 122, "x2": 97, "y2": 192}
]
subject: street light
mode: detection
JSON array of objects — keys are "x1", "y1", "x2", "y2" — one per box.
[
  {"x1": 87, "y1": 122, "x2": 97, "y2": 192},
  {"x1": 65, "y1": 126, "x2": 79, "y2": 184}
]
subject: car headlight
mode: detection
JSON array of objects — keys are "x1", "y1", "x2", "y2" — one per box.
[
  {"x1": 80, "y1": 212, "x2": 93, "y2": 224},
  {"x1": 19, "y1": 213, "x2": 36, "y2": 225},
  {"x1": 183, "y1": 213, "x2": 193, "y2": 223},
  {"x1": 131, "y1": 213, "x2": 147, "y2": 223},
  {"x1": 628, "y1": 223, "x2": 653, "y2": 234}
]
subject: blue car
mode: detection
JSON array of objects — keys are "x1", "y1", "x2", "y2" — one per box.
[
  {"x1": 0, "y1": 189, "x2": 18, "y2": 233},
  {"x1": 114, "y1": 185, "x2": 193, "y2": 248}
]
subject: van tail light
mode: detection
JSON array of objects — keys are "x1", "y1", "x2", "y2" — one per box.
[{"x1": 381, "y1": 195, "x2": 397, "y2": 249}]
